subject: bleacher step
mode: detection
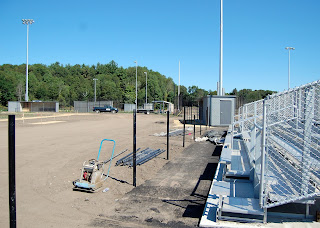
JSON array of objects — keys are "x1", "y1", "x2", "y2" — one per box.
[
  {"x1": 222, "y1": 197, "x2": 264, "y2": 215},
  {"x1": 219, "y1": 215, "x2": 263, "y2": 223}
]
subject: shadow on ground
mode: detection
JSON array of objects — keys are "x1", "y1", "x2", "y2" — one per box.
[{"x1": 92, "y1": 141, "x2": 224, "y2": 227}]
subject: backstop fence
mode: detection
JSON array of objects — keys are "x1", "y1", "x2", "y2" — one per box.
[
  {"x1": 233, "y1": 80, "x2": 320, "y2": 209},
  {"x1": 74, "y1": 101, "x2": 113, "y2": 113}
]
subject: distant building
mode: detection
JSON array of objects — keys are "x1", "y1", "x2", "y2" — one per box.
[
  {"x1": 8, "y1": 101, "x2": 59, "y2": 112},
  {"x1": 200, "y1": 95, "x2": 236, "y2": 126}
]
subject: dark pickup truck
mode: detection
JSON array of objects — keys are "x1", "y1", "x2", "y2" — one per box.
[{"x1": 93, "y1": 105, "x2": 118, "y2": 113}]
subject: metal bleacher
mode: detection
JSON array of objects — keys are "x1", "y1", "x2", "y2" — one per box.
[
  {"x1": 200, "y1": 80, "x2": 320, "y2": 226},
  {"x1": 200, "y1": 126, "x2": 266, "y2": 226}
]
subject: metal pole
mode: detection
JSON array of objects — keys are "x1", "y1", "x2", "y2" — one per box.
[
  {"x1": 22, "y1": 19, "x2": 34, "y2": 101},
  {"x1": 288, "y1": 49, "x2": 290, "y2": 90},
  {"x1": 297, "y1": 88, "x2": 301, "y2": 129},
  {"x1": 253, "y1": 102, "x2": 257, "y2": 164},
  {"x1": 133, "y1": 109, "x2": 136, "y2": 187},
  {"x1": 8, "y1": 115, "x2": 16, "y2": 228},
  {"x1": 193, "y1": 115, "x2": 196, "y2": 141},
  {"x1": 174, "y1": 85, "x2": 176, "y2": 114},
  {"x1": 219, "y1": 0, "x2": 223, "y2": 96},
  {"x1": 178, "y1": 60, "x2": 180, "y2": 111},
  {"x1": 134, "y1": 61, "x2": 138, "y2": 110},
  {"x1": 187, "y1": 106, "x2": 189, "y2": 122},
  {"x1": 183, "y1": 107, "x2": 186, "y2": 147},
  {"x1": 94, "y1": 79, "x2": 97, "y2": 102},
  {"x1": 260, "y1": 99, "x2": 267, "y2": 207},
  {"x1": 209, "y1": 96, "x2": 212, "y2": 128},
  {"x1": 144, "y1": 72, "x2": 147, "y2": 104},
  {"x1": 196, "y1": 104, "x2": 198, "y2": 120},
  {"x1": 26, "y1": 24, "x2": 29, "y2": 101},
  {"x1": 241, "y1": 106, "x2": 244, "y2": 132},
  {"x1": 302, "y1": 88, "x2": 314, "y2": 196},
  {"x1": 93, "y1": 78, "x2": 98, "y2": 104},
  {"x1": 200, "y1": 121, "x2": 202, "y2": 135},
  {"x1": 285, "y1": 47, "x2": 295, "y2": 90},
  {"x1": 167, "y1": 111, "x2": 169, "y2": 160},
  {"x1": 206, "y1": 107, "x2": 208, "y2": 130}
]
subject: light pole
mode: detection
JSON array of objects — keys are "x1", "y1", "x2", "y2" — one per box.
[
  {"x1": 285, "y1": 47, "x2": 295, "y2": 90},
  {"x1": 93, "y1": 78, "x2": 98, "y2": 105},
  {"x1": 134, "y1": 61, "x2": 138, "y2": 109},
  {"x1": 22, "y1": 19, "x2": 34, "y2": 102},
  {"x1": 178, "y1": 60, "x2": 180, "y2": 111},
  {"x1": 218, "y1": 0, "x2": 223, "y2": 96},
  {"x1": 144, "y1": 72, "x2": 147, "y2": 104}
]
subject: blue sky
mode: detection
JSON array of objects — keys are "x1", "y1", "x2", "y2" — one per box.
[{"x1": 1, "y1": 0, "x2": 319, "y2": 93}]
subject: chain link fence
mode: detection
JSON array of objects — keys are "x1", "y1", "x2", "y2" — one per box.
[{"x1": 74, "y1": 101, "x2": 113, "y2": 113}]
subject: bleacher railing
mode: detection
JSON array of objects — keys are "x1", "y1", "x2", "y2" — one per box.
[{"x1": 232, "y1": 80, "x2": 320, "y2": 209}]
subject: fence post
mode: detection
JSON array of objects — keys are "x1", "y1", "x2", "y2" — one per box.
[
  {"x1": 252, "y1": 102, "x2": 257, "y2": 165},
  {"x1": 241, "y1": 106, "x2": 244, "y2": 132},
  {"x1": 183, "y1": 107, "x2": 186, "y2": 147},
  {"x1": 301, "y1": 88, "x2": 314, "y2": 196},
  {"x1": 209, "y1": 95, "x2": 212, "y2": 128},
  {"x1": 193, "y1": 115, "x2": 196, "y2": 141},
  {"x1": 260, "y1": 99, "x2": 267, "y2": 207},
  {"x1": 197, "y1": 103, "x2": 199, "y2": 120},
  {"x1": 294, "y1": 90, "x2": 298, "y2": 129},
  {"x1": 191, "y1": 105, "x2": 192, "y2": 123},
  {"x1": 133, "y1": 109, "x2": 136, "y2": 187},
  {"x1": 8, "y1": 115, "x2": 16, "y2": 228},
  {"x1": 238, "y1": 107, "x2": 241, "y2": 132},
  {"x1": 167, "y1": 111, "x2": 169, "y2": 160},
  {"x1": 206, "y1": 107, "x2": 208, "y2": 130},
  {"x1": 296, "y1": 88, "x2": 302, "y2": 129}
]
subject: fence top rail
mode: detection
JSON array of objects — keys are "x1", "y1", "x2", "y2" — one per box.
[
  {"x1": 267, "y1": 79, "x2": 320, "y2": 100},
  {"x1": 238, "y1": 80, "x2": 320, "y2": 111}
]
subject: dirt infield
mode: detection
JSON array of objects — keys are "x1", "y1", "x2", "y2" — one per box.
[{"x1": 0, "y1": 112, "x2": 199, "y2": 228}]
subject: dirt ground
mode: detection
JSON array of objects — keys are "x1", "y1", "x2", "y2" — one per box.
[
  {"x1": 1, "y1": 112, "x2": 319, "y2": 228},
  {"x1": 0, "y1": 112, "x2": 200, "y2": 228}
]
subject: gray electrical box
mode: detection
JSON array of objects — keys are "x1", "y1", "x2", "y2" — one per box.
[{"x1": 201, "y1": 95, "x2": 236, "y2": 126}]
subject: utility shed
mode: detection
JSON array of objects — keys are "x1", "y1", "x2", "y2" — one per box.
[{"x1": 202, "y1": 95, "x2": 236, "y2": 126}]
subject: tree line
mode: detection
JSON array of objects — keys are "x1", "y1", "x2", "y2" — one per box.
[{"x1": 0, "y1": 60, "x2": 275, "y2": 108}]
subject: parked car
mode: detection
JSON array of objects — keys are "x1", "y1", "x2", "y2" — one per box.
[{"x1": 93, "y1": 105, "x2": 118, "y2": 113}]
